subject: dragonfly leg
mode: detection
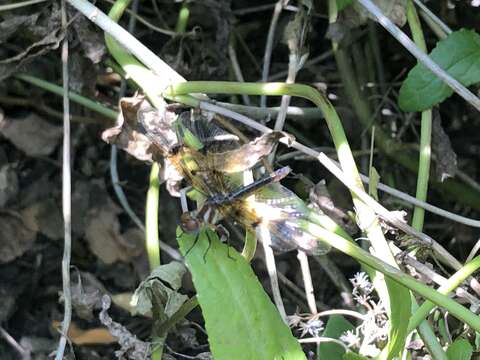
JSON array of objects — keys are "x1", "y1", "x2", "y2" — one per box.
[
  {"x1": 184, "y1": 231, "x2": 200, "y2": 257},
  {"x1": 215, "y1": 225, "x2": 235, "y2": 261},
  {"x1": 203, "y1": 229, "x2": 213, "y2": 262}
]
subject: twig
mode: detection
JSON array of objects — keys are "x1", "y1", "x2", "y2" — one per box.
[
  {"x1": 0, "y1": 0, "x2": 47, "y2": 11},
  {"x1": 311, "y1": 256, "x2": 354, "y2": 308},
  {"x1": 213, "y1": 101, "x2": 324, "y2": 121},
  {"x1": 298, "y1": 337, "x2": 349, "y2": 351},
  {"x1": 55, "y1": 1, "x2": 72, "y2": 359},
  {"x1": 356, "y1": 0, "x2": 480, "y2": 113},
  {"x1": 413, "y1": 0, "x2": 452, "y2": 36},
  {"x1": 297, "y1": 251, "x2": 317, "y2": 314},
  {"x1": 260, "y1": 0, "x2": 285, "y2": 107},
  {"x1": 0, "y1": 327, "x2": 29, "y2": 359},
  {"x1": 259, "y1": 226, "x2": 287, "y2": 323},
  {"x1": 228, "y1": 42, "x2": 251, "y2": 105}
]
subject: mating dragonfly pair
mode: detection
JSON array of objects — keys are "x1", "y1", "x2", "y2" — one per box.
[{"x1": 135, "y1": 107, "x2": 332, "y2": 256}]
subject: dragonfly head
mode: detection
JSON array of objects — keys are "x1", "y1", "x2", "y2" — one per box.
[{"x1": 180, "y1": 212, "x2": 201, "y2": 233}]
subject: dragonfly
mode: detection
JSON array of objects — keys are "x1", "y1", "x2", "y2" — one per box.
[{"x1": 139, "y1": 110, "x2": 331, "y2": 256}]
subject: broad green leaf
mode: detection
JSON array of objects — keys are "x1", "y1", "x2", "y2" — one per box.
[
  {"x1": 399, "y1": 29, "x2": 480, "y2": 111},
  {"x1": 177, "y1": 227, "x2": 306, "y2": 360},
  {"x1": 336, "y1": 0, "x2": 353, "y2": 11},
  {"x1": 446, "y1": 338, "x2": 473, "y2": 360},
  {"x1": 317, "y1": 315, "x2": 354, "y2": 360}
]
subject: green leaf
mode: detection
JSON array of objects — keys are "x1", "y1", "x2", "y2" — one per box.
[
  {"x1": 399, "y1": 29, "x2": 480, "y2": 111},
  {"x1": 177, "y1": 227, "x2": 306, "y2": 360},
  {"x1": 381, "y1": 280, "x2": 410, "y2": 359},
  {"x1": 337, "y1": 0, "x2": 353, "y2": 11},
  {"x1": 343, "y1": 352, "x2": 369, "y2": 360},
  {"x1": 317, "y1": 315, "x2": 354, "y2": 360},
  {"x1": 446, "y1": 338, "x2": 473, "y2": 360}
]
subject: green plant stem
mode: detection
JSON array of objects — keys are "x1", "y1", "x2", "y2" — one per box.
[
  {"x1": 146, "y1": 163, "x2": 161, "y2": 270},
  {"x1": 407, "y1": 0, "x2": 433, "y2": 232},
  {"x1": 15, "y1": 74, "x2": 117, "y2": 120},
  {"x1": 408, "y1": 255, "x2": 480, "y2": 332},
  {"x1": 403, "y1": 4, "x2": 446, "y2": 359},
  {"x1": 175, "y1": 1, "x2": 189, "y2": 33},
  {"x1": 158, "y1": 296, "x2": 199, "y2": 336}
]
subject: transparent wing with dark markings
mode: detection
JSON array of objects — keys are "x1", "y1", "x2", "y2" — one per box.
[{"x1": 248, "y1": 183, "x2": 331, "y2": 255}]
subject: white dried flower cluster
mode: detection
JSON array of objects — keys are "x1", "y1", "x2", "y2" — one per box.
[
  {"x1": 287, "y1": 314, "x2": 324, "y2": 338},
  {"x1": 340, "y1": 272, "x2": 388, "y2": 357}
]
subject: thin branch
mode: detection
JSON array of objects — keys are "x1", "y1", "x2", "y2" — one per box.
[
  {"x1": 297, "y1": 251, "x2": 317, "y2": 314},
  {"x1": 0, "y1": 0, "x2": 47, "y2": 11},
  {"x1": 260, "y1": 0, "x2": 285, "y2": 107},
  {"x1": 55, "y1": 1, "x2": 72, "y2": 359},
  {"x1": 413, "y1": 0, "x2": 452, "y2": 36},
  {"x1": 228, "y1": 42, "x2": 251, "y2": 105}
]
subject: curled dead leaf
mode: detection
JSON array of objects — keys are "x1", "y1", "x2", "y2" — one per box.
[{"x1": 102, "y1": 96, "x2": 175, "y2": 162}]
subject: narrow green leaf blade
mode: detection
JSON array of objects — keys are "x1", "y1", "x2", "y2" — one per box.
[
  {"x1": 178, "y1": 228, "x2": 306, "y2": 360},
  {"x1": 446, "y1": 338, "x2": 473, "y2": 360},
  {"x1": 399, "y1": 29, "x2": 480, "y2": 111},
  {"x1": 317, "y1": 315, "x2": 354, "y2": 360}
]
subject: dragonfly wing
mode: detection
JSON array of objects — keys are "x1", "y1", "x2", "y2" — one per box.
[
  {"x1": 249, "y1": 183, "x2": 331, "y2": 255},
  {"x1": 176, "y1": 112, "x2": 290, "y2": 173}
]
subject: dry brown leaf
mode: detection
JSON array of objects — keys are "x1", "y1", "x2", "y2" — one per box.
[
  {"x1": 52, "y1": 320, "x2": 116, "y2": 345},
  {"x1": 71, "y1": 12, "x2": 106, "y2": 64},
  {"x1": 0, "y1": 210, "x2": 37, "y2": 263},
  {"x1": 432, "y1": 111, "x2": 457, "y2": 182},
  {"x1": 21, "y1": 199, "x2": 63, "y2": 240},
  {"x1": 102, "y1": 96, "x2": 168, "y2": 163},
  {"x1": 85, "y1": 197, "x2": 144, "y2": 264},
  {"x1": 0, "y1": 112, "x2": 62, "y2": 156},
  {"x1": 102, "y1": 96, "x2": 183, "y2": 196}
]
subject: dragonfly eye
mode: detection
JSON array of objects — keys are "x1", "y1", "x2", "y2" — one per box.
[{"x1": 180, "y1": 212, "x2": 200, "y2": 233}]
